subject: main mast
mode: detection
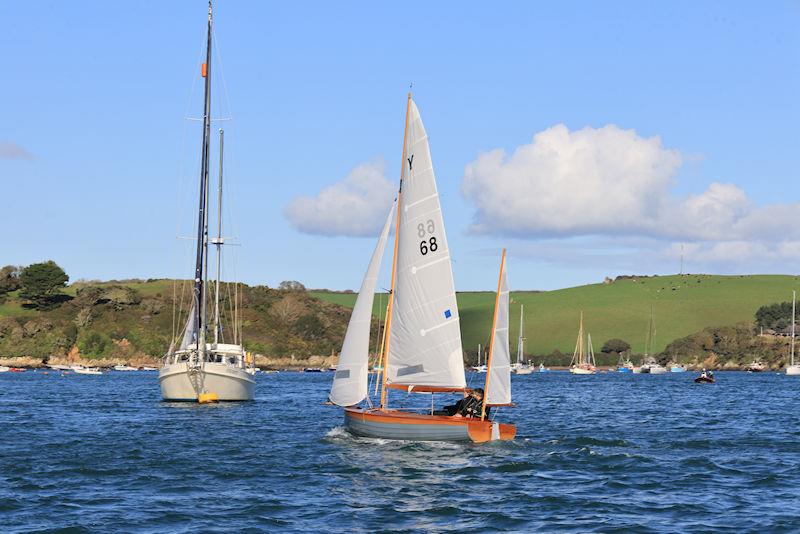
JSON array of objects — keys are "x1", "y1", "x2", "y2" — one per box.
[
  {"x1": 192, "y1": 1, "x2": 213, "y2": 359},
  {"x1": 213, "y1": 128, "x2": 224, "y2": 345},
  {"x1": 379, "y1": 91, "x2": 412, "y2": 409}
]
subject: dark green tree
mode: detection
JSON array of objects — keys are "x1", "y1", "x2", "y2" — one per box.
[
  {"x1": 19, "y1": 261, "x2": 69, "y2": 310},
  {"x1": 601, "y1": 338, "x2": 631, "y2": 353},
  {"x1": 755, "y1": 301, "x2": 793, "y2": 331}
]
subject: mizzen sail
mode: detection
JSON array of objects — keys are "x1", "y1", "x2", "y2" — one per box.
[
  {"x1": 386, "y1": 100, "x2": 466, "y2": 390},
  {"x1": 329, "y1": 201, "x2": 395, "y2": 406}
]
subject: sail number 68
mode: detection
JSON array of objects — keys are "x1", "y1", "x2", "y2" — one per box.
[{"x1": 418, "y1": 219, "x2": 438, "y2": 255}]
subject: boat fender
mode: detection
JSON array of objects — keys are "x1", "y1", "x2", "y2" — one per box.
[{"x1": 198, "y1": 392, "x2": 219, "y2": 404}]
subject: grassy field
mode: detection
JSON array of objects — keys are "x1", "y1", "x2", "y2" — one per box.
[{"x1": 311, "y1": 274, "x2": 800, "y2": 355}]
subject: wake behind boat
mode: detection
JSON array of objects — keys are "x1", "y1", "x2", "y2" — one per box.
[
  {"x1": 328, "y1": 95, "x2": 515, "y2": 443},
  {"x1": 159, "y1": 1, "x2": 254, "y2": 402}
]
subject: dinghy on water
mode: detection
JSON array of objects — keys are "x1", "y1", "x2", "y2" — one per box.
[
  {"x1": 159, "y1": 1, "x2": 255, "y2": 401},
  {"x1": 329, "y1": 95, "x2": 515, "y2": 443}
]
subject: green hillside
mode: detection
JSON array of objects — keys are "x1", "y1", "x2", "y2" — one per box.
[
  {"x1": 0, "y1": 278, "x2": 351, "y2": 362},
  {"x1": 311, "y1": 274, "x2": 800, "y2": 357}
]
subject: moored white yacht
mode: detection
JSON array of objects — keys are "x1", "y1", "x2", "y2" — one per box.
[{"x1": 159, "y1": 1, "x2": 254, "y2": 402}]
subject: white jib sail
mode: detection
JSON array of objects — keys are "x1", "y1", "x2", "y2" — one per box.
[
  {"x1": 329, "y1": 201, "x2": 395, "y2": 406},
  {"x1": 486, "y1": 263, "x2": 511, "y2": 405},
  {"x1": 387, "y1": 99, "x2": 466, "y2": 389}
]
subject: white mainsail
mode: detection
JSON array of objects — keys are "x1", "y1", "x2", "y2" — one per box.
[
  {"x1": 386, "y1": 100, "x2": 466, "y2": 389},
  {"x1": 486, "y1": 257, "x2": 511, "y2": 405},
  {"x1": 179, "y1": 301, "x2": 198, "y2": 350},
  {"x1": 329, "y1": 202, "x2": 395, "y2": 406}
]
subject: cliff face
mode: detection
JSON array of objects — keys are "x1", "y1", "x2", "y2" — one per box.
[{"x1": 0, "y1": 280, "x2": 354, "y2": 365}]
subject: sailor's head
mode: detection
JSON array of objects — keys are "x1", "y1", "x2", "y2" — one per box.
[{"x1": 471, "y1": 388, "x2": 484, "y2": 400}]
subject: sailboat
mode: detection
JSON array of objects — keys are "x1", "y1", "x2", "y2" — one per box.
[
  {"x1": 328, "y1": 95, "x2": 515, "y2": 442},
  {"x1": 159, "y1": 2, "x2": 255, "y2": 402},
  {"x1": 787, "y1": 291, "x2": 800, "y2": 376},
  {"x1": 512, "y1": 305, "x2": 533, "y2": 374},
  {"x1": 473, "y1": 344, "x2": 487, "y2": 373},
  {"x1": 616, "y1": 353, "x2": 634, "y2": 373},
  {"x1": 639, "y1": 306, "x2": 667, "y2": 374},
  {"x1": 569, "y1": 312, "x2": 596, "y2": 374}
]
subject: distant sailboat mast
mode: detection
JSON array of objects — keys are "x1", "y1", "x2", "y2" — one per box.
[
  {"x1": 789, "y1": 291, "x2": 797, "y2": 365},
  {"x1": 517, "y1": 304, "x2": 524, "y2": 365}
]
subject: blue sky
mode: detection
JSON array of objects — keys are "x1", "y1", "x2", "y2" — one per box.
[{"x1": 2, "y1": 1, "x2": 799, "y2": 290}]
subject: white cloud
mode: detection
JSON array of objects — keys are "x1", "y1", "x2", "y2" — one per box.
[
  {"x1": 462, "y1": 124, "x2": 800, "y2": 244},
  {"x1": 284, "y1": 159, "x2": 395, "y2": 237},
  {"x1": 462, "y1": 124, "x2": 800, "y2": 275},
  {"x1": 462, "y1": 124, "x2": 682, "y2": 237},
  {"x1": 0, "y1": 141, "x2": 34, "y2": 160}
]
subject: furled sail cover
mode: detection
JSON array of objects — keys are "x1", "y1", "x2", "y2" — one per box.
[
  {"x1": 387, "y1": 100, "x2": 466, "y2": 389},
  {"x1": 329, "y1": 201, "x2": 395, "y2": 406},
  {"x1": 486, "y1": 265, "x2": 511, "y2": 405}
]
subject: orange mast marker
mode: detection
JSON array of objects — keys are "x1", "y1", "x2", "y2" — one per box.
[
  {"x1": 380, "y1": 91, "x2": 412, "y2": 409},
  {"x1": 481, "y1": 248, "x2": 506, "y2": 420}
]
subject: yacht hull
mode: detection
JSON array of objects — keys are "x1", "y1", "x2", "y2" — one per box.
[
  {"x1": 786, "y1": 365, "x2": 800, "y2": 376},
  {"x1": 344, "y1": 407, "x2": 515, "y2": 443},
  {"x1": 570, "y1": 367, "x2": 595, "y2": 375},
  {"x1": 159, "y1": 362, "x2": 255, "y2": 401}
]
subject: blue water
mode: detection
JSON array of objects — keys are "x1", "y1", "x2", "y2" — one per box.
[{"x1": 2, "y1": 371, "x2": 800, "y2": 533}]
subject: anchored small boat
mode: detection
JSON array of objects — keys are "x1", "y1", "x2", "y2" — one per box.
[
  {"x1": 669, "y1": 363, "x2": 687, "y2": 373},
  {"x1": 511, "y1": 304, "x2": 534, "y2": 375},
  {"x1": 0, "y1": 366, "x2": 9, "y2": 373},
  {"x1": 329, "y1": 95, "x2": 515, "y2": 443},
  {"x1": 639, "y1": 307, "x2": 667, "y2": 374},
  {"x1": 158, "y1": 1, "x2": 255, "y2": 402},
  {"x1": 74, "y1": 367, "x2": 103, "y2": 375},
  {"x1": 569, "y1": 312, "x2": 596, "y2": 374},
  {"x1": 113, "y1": 365, "x2": 138, "y2": 372}
]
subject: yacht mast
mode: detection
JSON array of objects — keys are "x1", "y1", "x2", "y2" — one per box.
[
  {"x1": 192, "y1": 0, "x2": 213, "y2": 360},
  {"x1": 517, "y1": 304, "x2": 524, "y2": 365},
  {"x1": 213, "y1": 128, "x2": 224, "y2": 345},
  {"x1": 379, "y1": 91, "x2": 412, "y2": 409},
  {"x1": 789, "y1": 291, "x2": 797, "y2": 365}
]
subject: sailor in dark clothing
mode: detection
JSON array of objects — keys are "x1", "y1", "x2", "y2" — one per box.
[{"x1": 434, "y1": 388, "x2": 487, "y2": 418}]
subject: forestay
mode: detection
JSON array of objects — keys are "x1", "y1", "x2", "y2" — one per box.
[
  {"x1": 486, "y1": 263, "x2": 511, "y2": 405},
  {"x1": 329, "y1": 201, "x2": 395, "y2": 406},
  {"x1": 387, "y1": 100, "x2": 466, "y2": 389}
]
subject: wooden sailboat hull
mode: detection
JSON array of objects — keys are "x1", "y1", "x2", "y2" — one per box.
[{"x1": 344, "y1": 407, "x2": 515, "y2": 443}]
